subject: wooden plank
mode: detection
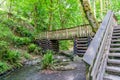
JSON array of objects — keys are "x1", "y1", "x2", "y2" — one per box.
[
  {"x1": 104, "y1": 74, "x2": 120, "y2": 80},
  {"x1": 83, "y1": 11, "x2": 113, "y2": 65},
  {"x1": 106, "y1": 66, "x2": 120, "y2": 73}
]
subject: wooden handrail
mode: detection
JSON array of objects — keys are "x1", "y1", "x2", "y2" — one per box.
[{"x1": 83, "y1": 10, "x2": 117, "y2": 80}]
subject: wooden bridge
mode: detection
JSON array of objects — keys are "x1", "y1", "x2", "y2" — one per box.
[{"x1": 36, "y1": 24, "x2": 94, "y2": 40}]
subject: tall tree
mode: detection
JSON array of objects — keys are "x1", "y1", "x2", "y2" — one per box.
[{"x1": 80, "y1": 0, "x2": 99, "y2": 33}]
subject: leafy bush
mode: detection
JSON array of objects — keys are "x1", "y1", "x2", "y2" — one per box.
[
  {"x1": 0, "y1": 24, "x2": 14, "y2": 42},
  {"x1": 15, "y1": 26, "x2": 33, "y2": 38},
  {"x1": 3, "y1": 50, "x2": 21, "y2": 64},
  {"x1": 24, "y1": 52, "x2": 32, "y2": 60},
  {"x1": 28, "y1": 44, "x2": 42, "y2": 55},
  {"x1": 59, "y1": 40, "x2": 70, "y2": 50},
  {"x1": 12, "y1": 36, "x2": 31, "y2": 46},
  {"x1": 28, "y1": 44, "x2": 37, "y2": 52},
  {"x1": 0, "y1": 61, "x2": 11, "y2": 73},
  {"x1": 41, "y1": 50, "x2": 54, "y2": 69},
  {"x1": 0, "y1": 41, "x2": 9, "y2": 59},
  {"x1": 34, "y1": 47, "x2": 42, "y2": 55}
]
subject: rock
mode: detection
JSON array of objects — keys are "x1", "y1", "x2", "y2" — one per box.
[
  {"x1": 73, "y1": 55, "x2": 82, "y2": 62},
  {"x1": 54, "y1": 62, "x2": 77, "y2": 71}
]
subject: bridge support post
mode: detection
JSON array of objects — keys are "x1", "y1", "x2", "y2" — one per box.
[
  {"x1": 36, "y1": 39, "x2": 59, "y2": 53},
  {"x1": 73, "y1": 36, "x2": 92, "y2": 56}
]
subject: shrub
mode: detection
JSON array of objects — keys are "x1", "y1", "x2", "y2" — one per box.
[
  {"x1": 34, "y1": 47, "x2": 42, "y2": 55},
  {"x1": 0, "y1": 24, "x2": 14, "y2": 42},
  {"x1": 28, "y1": 44, "x2": 37, "y2": 52},
  {"x1": 0, "y1": 61, "x2": 11, "y2": 73},
  {"x1": 24, "y1": 52, "x2": 32, "y2": 60},
  {"x1": 59, "y1": 40, "x2": 70, "y2": 50},
  {"x1": 15, "y1": 26, "x2": 33, "y2": 38},
  {"x1": 0, "y1": 41, "x2": 9, "y2": 59},
  {"x1": 3, "y1": 50, "x2": 21, "y2": 64},
  {"x1": 12, "y1": 36, "x2": 31, "y2": 46},
  {"x1": 28, "y1": 44, "x2": 42, "y2": 55},
  {"x1": 41, "y1": 50, "x2": 54, "y2": 69}
]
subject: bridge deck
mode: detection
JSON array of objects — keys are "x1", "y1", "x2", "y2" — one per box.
[{"x1": 36, "y1": 24, "x2": 94, "y2": 40}]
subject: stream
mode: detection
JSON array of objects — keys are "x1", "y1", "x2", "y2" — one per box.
[{"x1": 0, "y1": 53, "x2": 86, "y2": 80}]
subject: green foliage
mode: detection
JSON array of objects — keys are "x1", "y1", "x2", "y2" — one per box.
[
  {"x1": 0, "y1": 24, "x2": 14, "y2": 42},
  {"x1": 59, "y1": 40, "x2": 71, "y2": 50},
  {"x1": 28, "y1": 43, "x2": 42, "y2": 55},
  {"x1": 28, "y1": 44, "x2": 37, "y2": 52},
  {"x1": 0, "y1": 61, "x2": 11, "y2": 73},
  {"x1": 15, "y1": 26, "x2": 33, "y2": 38},
  {"x1": 23, "y1": 52, "x2": 32, "y2": 60},
  {"x1": 12, "y1": 36, "x2": 31, "y2": 46},
  {"x1": 34, "y1": 47, "x2": 42, "y2": 55},
  {"x1": 3, "y1": 50, "x2": 21, "y2": 64},
  {"x1": 41, "y1": 50, "x2": 54, "y2": 69},
  {"x1": 0, "y1": 41, "x2": 9, "y2": 59}
]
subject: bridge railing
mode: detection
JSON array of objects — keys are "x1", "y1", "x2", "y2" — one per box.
[
  {"x1": 83, "y1": 10, "x2": 117, "y2": 80},
  {"x1": 36, "y1": 24, "x2": 94, "y2": 40}
]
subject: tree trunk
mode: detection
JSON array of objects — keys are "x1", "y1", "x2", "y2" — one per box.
[
  {"x1": 48, "y1": 0, "x2": 53, "y2": 31},
  {"x1": 80, "y1": 0, "x2": 99, "y2": 33}
]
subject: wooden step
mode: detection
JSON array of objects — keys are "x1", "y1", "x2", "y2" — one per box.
[
  {"x1": 113, "y1": 30, "x2": 120, "y2": 33},
  {"x1": 113, "y1": 33, "x2": 120, "y2": 36},
  {"x1": 114, "y1": 28, "x2": 120, "y2": 30},
  {"x1": 108, "y1": 59, "x2": 120, "y2": 65},
  {"x1": 103, "y1": 74, "x2": 120, "y2": 80},
  {"x1": 106, "y1": 66, "x2": 120, "y2": 73},
  {"x1": 112, "y1": 36, "x2": 120, "y2": 39},
  {"x1": 111, "y1": 44, "x2": 120, "y2": 47},
  {"x1": 110, "y1": 48, "x2": 120, "y2": 51},
  {"x1": 111, "y1": 39, "x2": 120, "y2": 42},
  {"x1": 109, "y1": 53, "x2": 120, "y2": 57}
]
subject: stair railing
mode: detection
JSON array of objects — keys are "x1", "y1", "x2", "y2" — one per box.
[{"x1": 83, "y1": 10, "x2": 117, "y2": 80}]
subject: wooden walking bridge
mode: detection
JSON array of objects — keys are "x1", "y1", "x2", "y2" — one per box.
[{"x1": 36, "y1": 11, "x2": 120, "y2": 80}]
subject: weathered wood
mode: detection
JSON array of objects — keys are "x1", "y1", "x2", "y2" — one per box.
[
  {"x1": 36, "y1": 24, "x2": 94, "y2": 40},
  {"x1": 83, "y1": 10, "x2": 117, "y2": 80},
  {"x1": 108, "y1": 59, "x2": 120, "y2": 64},
  {"x1": 103, "y1": 74, "x2": 120, "y2": 80},
  {"x1": 83, "y1": 11, "x2": 113, "y2": 65},
  {"x1": 106, "y1": 66, "x2": 120, "y2": 73},
  {"x1": 108, "y1": 53, "x2": 120, "y2": 57},
  {"x1": 111, "y1": 44, "x2": 120, "y2": 47}
]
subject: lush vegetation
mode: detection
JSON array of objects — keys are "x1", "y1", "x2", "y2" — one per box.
[
  {"x1": 41, "y1": 50, "x2": 55, "y2": 69},
  {"x1": 0, "y1": 0, "x2": 120, "y2": 74}
]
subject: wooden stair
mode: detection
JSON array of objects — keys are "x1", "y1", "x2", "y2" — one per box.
[{"x1": 104, "y1": 26, "x2": 120, "y2": 80}]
